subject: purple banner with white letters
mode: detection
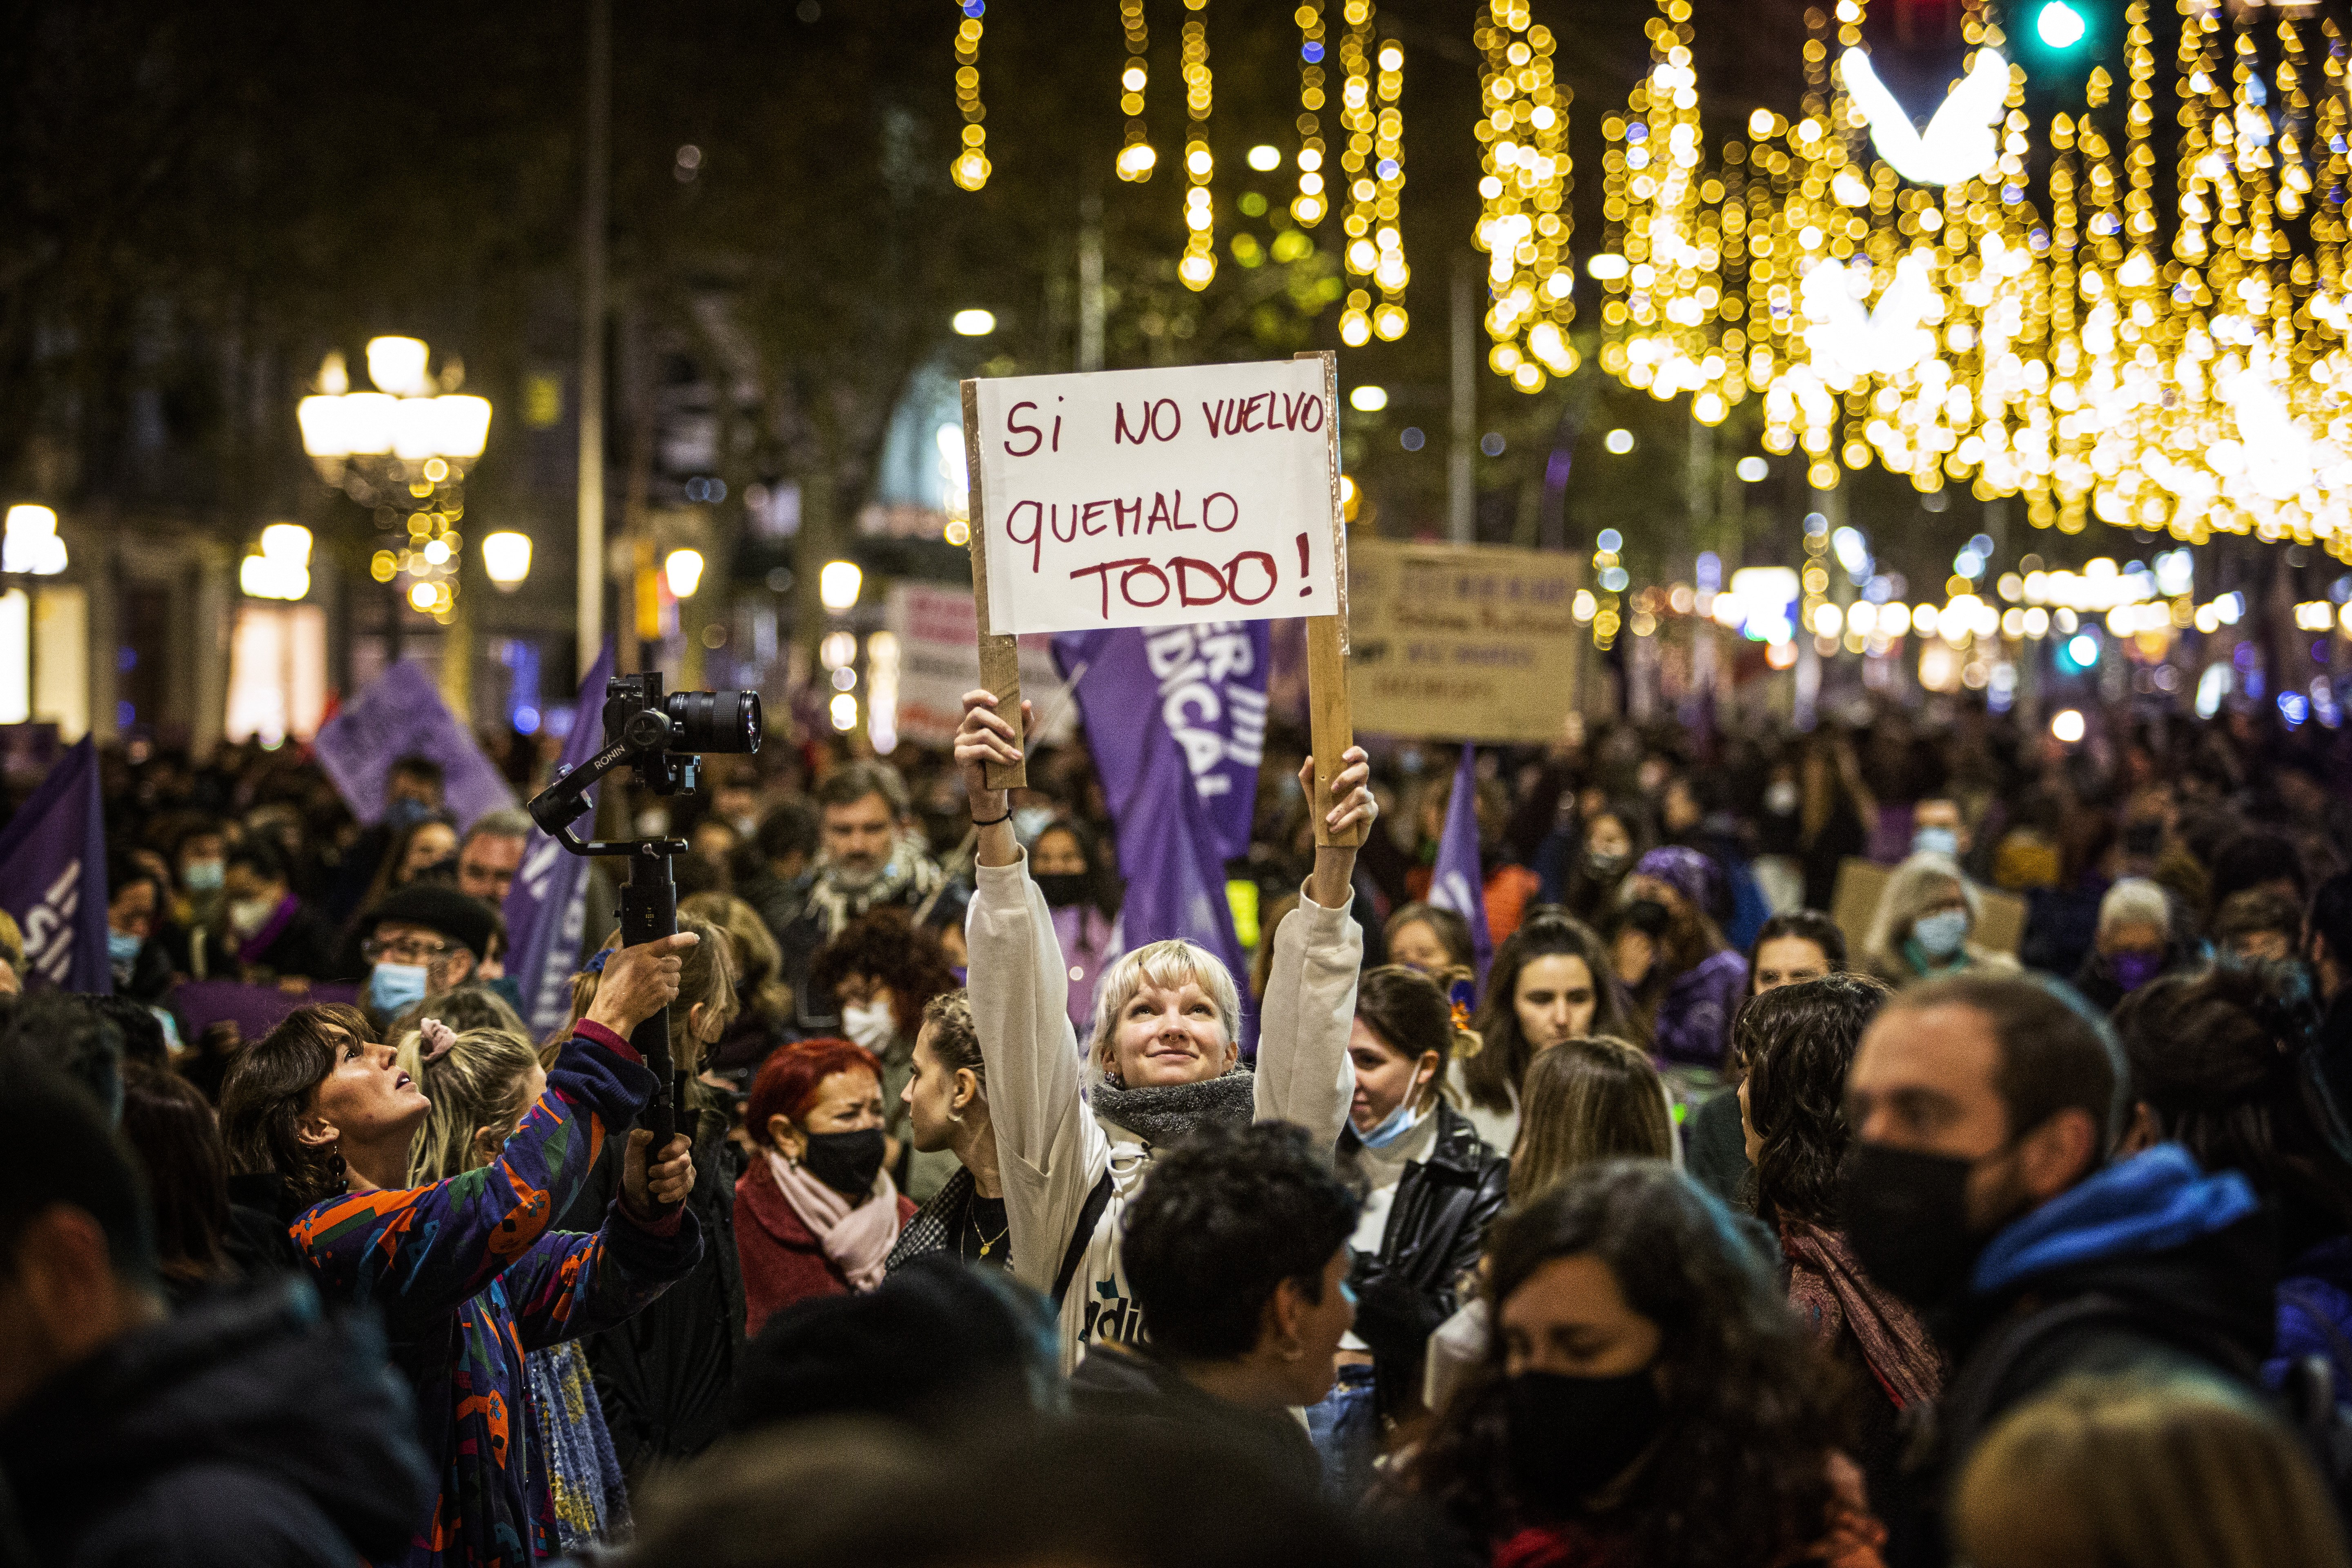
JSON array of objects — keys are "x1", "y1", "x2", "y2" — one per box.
[
  {"x1": 1428, "y1": 742, "x2": 1494, "y2": 987},
  {"x1": 504, "y1": 644, "x2": 613, "y2": 1038},
  {"x1": 1053, "y1": 621, "x2": 1269, "y2": 863},
  {"x1": 1056, "y1": 623, "x2": 1266, "y2": 1045},
  {"x1": 0, "y1": 736, "x2": 111, "y2": 994},
  {"x1": 312, "y1": 661, "x2": 516, "y2": 832}
]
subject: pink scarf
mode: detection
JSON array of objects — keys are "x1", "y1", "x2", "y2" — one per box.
[{"x1": 763, "y1": 1148, "x2": 899, "y2": 1293}]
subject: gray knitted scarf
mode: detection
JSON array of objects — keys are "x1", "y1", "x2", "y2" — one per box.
[{"x1": 1090, "y1": 1067, "x2": 1256, "y2": 1149}]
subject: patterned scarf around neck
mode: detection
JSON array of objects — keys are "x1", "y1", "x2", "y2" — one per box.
[
  {"x1": 1089, "y1": 1067, "x2": 1256, "y2": 1149},
  {"x1": 1782, "y1": 1220, "x2": 1944, "y2": 1410}
]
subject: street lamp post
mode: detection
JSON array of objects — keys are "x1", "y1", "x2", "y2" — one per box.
[{"x1": 297, "y1": 337, "x2": 492, "y2": 683}]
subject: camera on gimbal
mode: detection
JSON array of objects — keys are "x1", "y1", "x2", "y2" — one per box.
[
  {"x1": 526, "y1": 670, "x2": 763, "y2": 1163},
  {"x1": 528, "y1": 672, "x2": 762, "y2": 854}
]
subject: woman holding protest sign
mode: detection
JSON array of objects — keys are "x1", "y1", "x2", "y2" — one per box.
[{"x1": 955, "y1": 687, "x2": 1376, "y2": 1370}]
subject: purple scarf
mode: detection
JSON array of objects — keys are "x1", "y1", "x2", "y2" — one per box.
[{"x1": 234, "y1": 893, "x2": 300, "y2": 967}]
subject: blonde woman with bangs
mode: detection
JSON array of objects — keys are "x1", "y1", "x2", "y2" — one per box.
[{"x1": 956, "y1": 689, "x2": 1379, "y2": 1370}]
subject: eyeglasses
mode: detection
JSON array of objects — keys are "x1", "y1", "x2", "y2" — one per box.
[{"x1": 363, "y1": 936, "x2": 455, "y2": 964}]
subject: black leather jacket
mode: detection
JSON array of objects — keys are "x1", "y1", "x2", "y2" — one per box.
[{"x1": 1343, "y1": 1101, "x2": 1510, "y2": 1418}]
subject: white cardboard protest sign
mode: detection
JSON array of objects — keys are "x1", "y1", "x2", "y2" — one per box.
[
  {"x1": 968, "y1": 359, "x2": 1342, "y2": 636},
  {"x1": 882, "y1": 582, "x2": 1075, "y2": 748}
]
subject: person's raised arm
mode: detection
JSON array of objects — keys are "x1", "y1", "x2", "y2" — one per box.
[
  {"x1": 1256, "y1": 749, "x2": 1375, "y2": 1140},
  {"x1": 294, "y1": 932, "x2": 696, "y2": 1334},
  {"x1": 953, "y1": 690, "x2": 1107, "y2": 1297}
]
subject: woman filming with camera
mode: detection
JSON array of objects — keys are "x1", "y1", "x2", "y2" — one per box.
[{"x1": 219, "y1": 932, "x2": 704, "y2": 1567}]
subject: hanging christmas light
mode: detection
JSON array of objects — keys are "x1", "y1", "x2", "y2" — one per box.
[
  {"x1": 950, "y1": 0, "x2": 989, "y2": 191},
  {"x1": 1116, "y1": 0, "x2": 1156, "y2": 181},
  {"x1": 1294, "y1": 0, "x2": 1329, "y2": 225},
  {"x1": 1178, "y1": 0, "x2": 1217, "y2": 290},
  {"x1": 1473, "y1": 0, "x2": 1575, "y2": 391}
]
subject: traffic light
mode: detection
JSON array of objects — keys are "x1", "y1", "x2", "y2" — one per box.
[{"x1": 2034, "y1": 1, "x2": 2087, "y2": 49}]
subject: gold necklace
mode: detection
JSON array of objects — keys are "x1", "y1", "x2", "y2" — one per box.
[{"x1": 972, "y1": 1217, "x2": 1009, "y2": 1258}]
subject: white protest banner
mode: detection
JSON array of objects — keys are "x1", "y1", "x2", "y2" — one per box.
[
  {"x1": 882, "y1": 583, "x2": 1074, "y2": 748},
  {"x1": 968, "y1": 358, "x2": 1342, "y2": 636}
]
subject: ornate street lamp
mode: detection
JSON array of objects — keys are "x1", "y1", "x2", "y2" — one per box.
[{"x1": 297, "y1": 337, "x2": 492, "y2": 626}]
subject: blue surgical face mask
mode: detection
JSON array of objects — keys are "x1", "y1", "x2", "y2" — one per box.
[
  {"x1": 182, "y1": 860, "x2": 224, "y2": 894},
  {"x1": 368, "y1": 961, "x2": 429, "y2": 1018},
  {"x1": 1912, "y1": 907, "x2": 1971, "y2": 962},
  {"x1": 1356, "y1": 1095, "x2": 1427, "y2": 1149},
  {"x1": 1912, "y1": 825, "x2": 1961, "y2": 859},
  {"x1": 107, "y1": 930, "x2": 143, "y2": 966}
]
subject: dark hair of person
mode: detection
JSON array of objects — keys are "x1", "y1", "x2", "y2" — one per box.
[
  {"x1": 1397, "y1": 1161, "x2": 1841, "y2": 1562},
  {"x1": 1894, "y1": 972, "x2": 2123, "y2": 1152},
  {"x1": 360, "y1": 810, "x2": 459, "y2": 914},
  {"x1": 817, "y1": 760, "x2": 911, "y2": 817},
  {"x1": 2114, "y1": 965, "x2": 2352, "y2": 1244},
  {"x1": 87, "y1": 995, "x2": 169, "y2": 1073},
  {"x1": 809, "y1": 908, "x2": 958, "y2": 1037},
  {"x1": 2310, "y1": 873, "x2": 2352, "y2": 971},
  {"x1": 726, "y1": 1254, "x2": 1054, "y2": 1437},
  {"x1": 1382, "y1": 903, "x2": 1476, "y2": 973},
  {"x1": 106, "y1": 847, "x2": 163, "y2": 902},
  {"x1": 389, "y1": 754, "x2": 445, "y2": 788},
  {"x1": 0, "y1": 991, "x2": 126, "y2": 1125},
  {"x1": 2209, "y1": 827, "x2": 2309, "y2": 914},
  {"x1": 2213, "y1": 886, "x2": 2305, "y2": 948},
  {"x1": 1033, "y1": 817, "x2": 1120, "y2": 918},
  {"x1": 1354, "y1": 965, "x2": 1461, "y2": 1111},
  {"x1": 1745, "y1": 909, "x2": 1848, "y2": 994},
  {"x1": 219, "y1": 1003, "x2": 377, "y2": 1209},
  {"x1": 1120, "y1": 1120, "x2": 1360, "y2": 1363},
  {"x1": 118, "y1": 1065, "x2": 231, "y2": 1291},
  {"x1": 1736, "y1": 974, "x2": 1893, "y2": 1229},
  {"x1": 226, "y1": 837, "x2": 290, "y2": 886},
  {"x1": 1461, "y1": 910, "x2": 1630, "y2": 1115},
  {"x1": 746, "y1": 1037, "x2": 884, "y2": 1148},
  {"x1": 1508, "y1": 1036, "x2": 1672, "y2": 1206},
  {"x1": 0, "y1": 1056, "x2": 157, "y2": 1285},
  {"x1": 757, "y1": 798, "x2": 820, "y2": 865}
]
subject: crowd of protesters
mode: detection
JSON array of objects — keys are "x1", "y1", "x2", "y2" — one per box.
[{"x1": 7, "y1": 688, "x2": 2352, "y2": 1566}]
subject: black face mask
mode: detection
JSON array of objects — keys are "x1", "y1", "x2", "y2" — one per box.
[
  {"x1": 800, "y1": 1127, "x2": 887, "y2": 1198},
  {"x1": 1585, "y1": 849, "x2": 1630, "y2": 880},
  {"x1": 1035, "y1": 872, "x2": 1092, "y2": 910},
  {"x1": 1507, "y1": 1369, "x2": 1665, "y2": 1516},
  {"x1": 1839, "y1": 1140, "x2": 2002, "y2": 1314}
]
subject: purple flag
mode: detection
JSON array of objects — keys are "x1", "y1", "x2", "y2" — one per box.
[
  {"x1": 1428, "y1": 742, "x2": 1493, "y2": 985},
  {"x1": 312, "y1": 661, "x2": 516, "y2": 833},
  {"x1": 504, "y1": 644, "x2": 614, "y2": 1037},
  {"x1": 1053, "y1": 621, "x2": 1269, "y2": 862},
  {"x1": 1086, "y1": 669, "x2": 1251, "y2": 991},
  {"x1": 0, "y1": 737, "x2": 111, "y2": 994}
]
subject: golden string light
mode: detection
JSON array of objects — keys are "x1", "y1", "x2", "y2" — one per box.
[
  {"x1": 1178, "y1": 0, "x2": 1216, "y2": 290},
  {"x1": 1335, "y1": 7, "x2": 1409, "y2": 342},
  {"x1": 951, "y1": 0, "x2": 989, "y2": 191},
  {"x1": 1565, "y1": 0, "x2": 2352, "y2": 557},
  {"x1": 1294, "y1": 1, "x2": 1329, "y2": 225},
  {"x1": 1116, "y1": 0, "x2": 1155, "y2": 181},
  {"x1": 1474, "y1": 0, "x2": 1576, "y2": 391}
]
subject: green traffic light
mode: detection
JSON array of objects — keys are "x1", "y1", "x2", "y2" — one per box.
[{"x1": 2036, "y1": 1, "x2": 2087, "y2": 49}]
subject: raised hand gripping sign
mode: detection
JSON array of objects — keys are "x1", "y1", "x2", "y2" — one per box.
[{"x1": 967, "y1": 358, "x2": 1342, "y2": 636}]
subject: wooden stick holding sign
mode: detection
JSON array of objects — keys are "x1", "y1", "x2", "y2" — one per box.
[
  {"x1": 960, "y1": 377, "x2": 1026, "y2": 789},
  {"x1": 1297, "y1": 350, "x2": 1363, "y2": 849}
]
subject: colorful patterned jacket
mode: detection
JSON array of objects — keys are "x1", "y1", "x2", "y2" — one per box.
[{"x1": 292, "y1": 1018, "x2": 702, "y2": 1568}]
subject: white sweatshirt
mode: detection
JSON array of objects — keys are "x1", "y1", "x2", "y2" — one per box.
[{"x1": 967, "y1": 850, "x2": 1361, "y2": 1371}]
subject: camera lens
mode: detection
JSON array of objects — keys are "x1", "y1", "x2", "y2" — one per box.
[{"x1": 664, "y1": 689, "x2": 762, "y2": 754}]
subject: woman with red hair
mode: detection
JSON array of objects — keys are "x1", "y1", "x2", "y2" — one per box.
[{"x1": 735, "y1": 1036, "x2": 917, "y2": 1335}]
